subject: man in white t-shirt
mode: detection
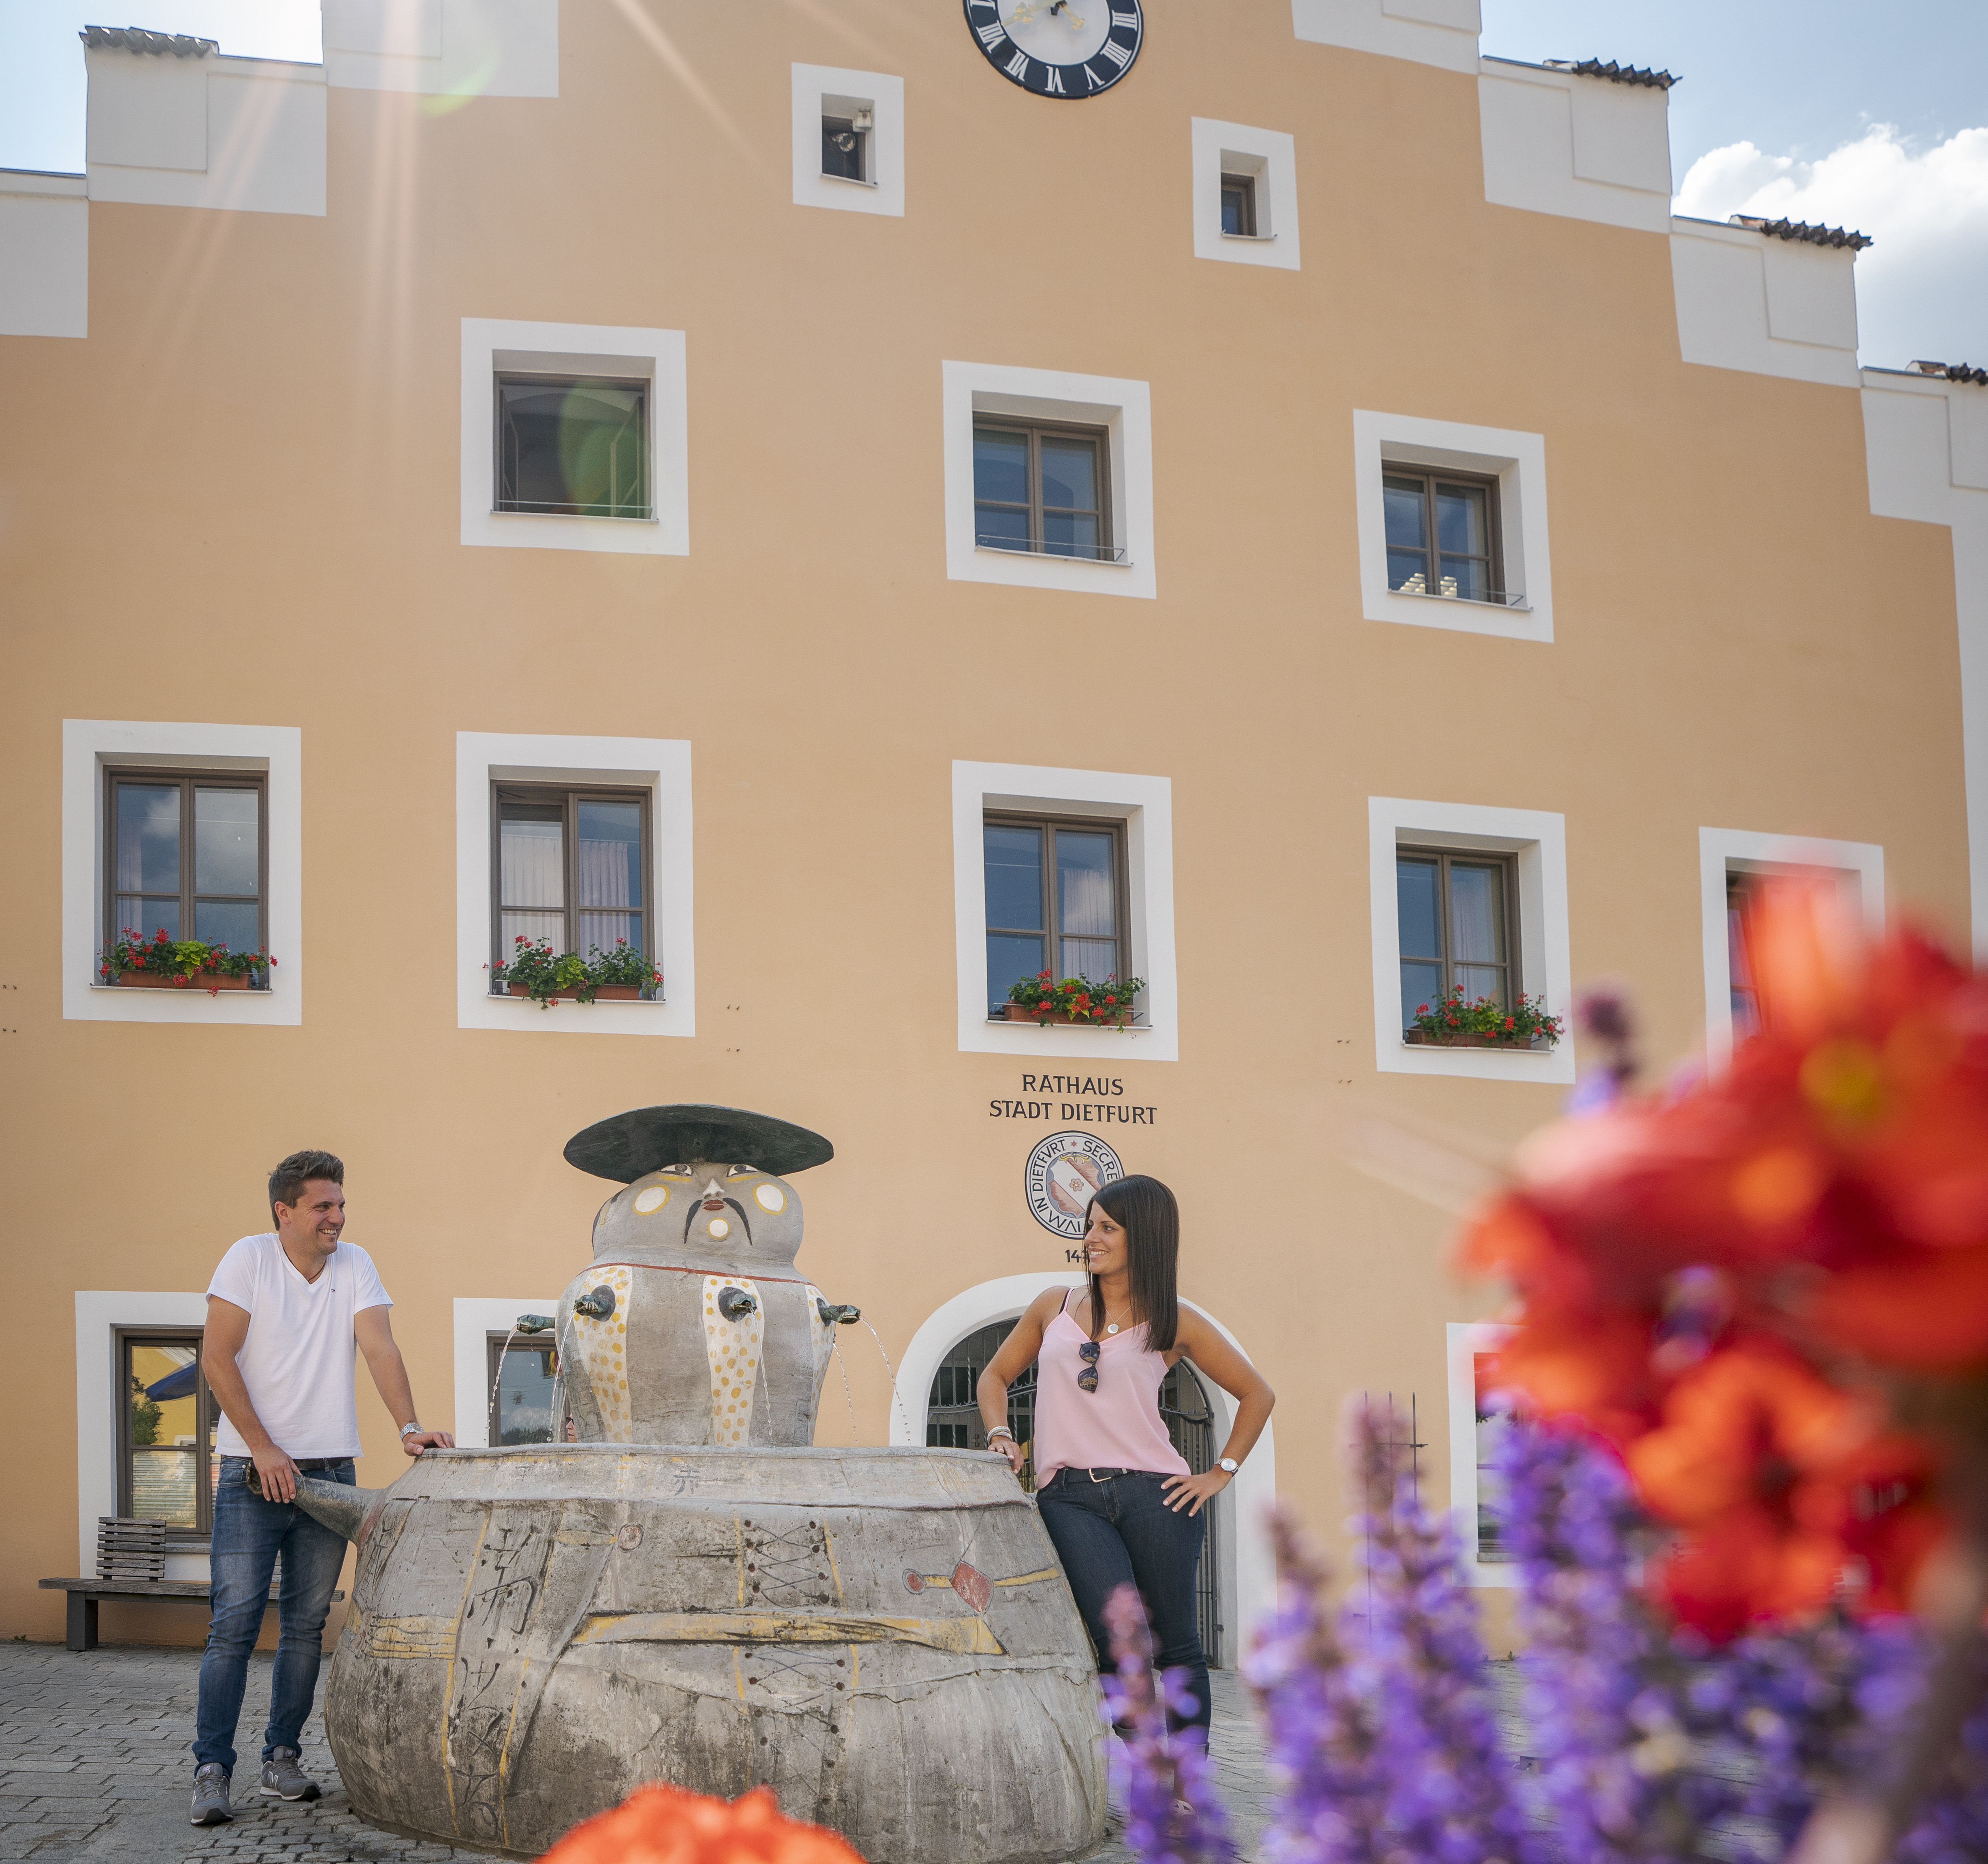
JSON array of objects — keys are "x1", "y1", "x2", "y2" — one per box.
[{"x1": 190, "y1": 1149, "x2": 453, "y2": 1828}]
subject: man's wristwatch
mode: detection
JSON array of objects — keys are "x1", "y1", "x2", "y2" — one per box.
[
  {"x1": 399, "y1": 1421, "x2": 424, "y2": 1439},
  {"x1": 986, "y1": 1425, "x2": 1015, "y2": 1443},
  {"x1": 1217, "y1": 1457, "x2": 1240, "y2": 1475}
]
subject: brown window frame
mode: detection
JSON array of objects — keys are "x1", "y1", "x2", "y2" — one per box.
[
  {"x1": 1220, "y1": 171, "x2": 1257, "y2": 237},
  {"x1": 102, "y1": 766, "x2": 269, "y2": 964},
  {"x1": 983, "y1": 809, "x2": 1134, "y2": 1016},
  {"x1": 1396, "y1": 844, "x2": 1521, "y2": 1029},
  {"x1": 1381, "y1": 463, "x2": 1506, "y2": 604},
  {"x1": 493, "y1": 372, "x2": 652, "y2": 520},
  {"x1": 971, "y1": 417, "x2": 1117, "y2": 562},
  {"x1": 114, "y1": 1326, "x2": 215, "y2": 1543},
  {"x1": 489, "y1": 781, "x2": 656, "y2": 976}
]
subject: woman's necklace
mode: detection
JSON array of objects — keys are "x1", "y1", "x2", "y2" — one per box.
[{"x1": 1099, "y1": 1299, "x2": 1132, "y2": 1337}]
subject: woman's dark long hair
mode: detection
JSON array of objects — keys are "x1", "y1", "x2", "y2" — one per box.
[{"x1": 1087, "y1": 1174, "x2": 1180, "y2": 1353}]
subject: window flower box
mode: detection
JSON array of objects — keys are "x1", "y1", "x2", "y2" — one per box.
[
  {"x1": 1407, "y1": 985, "x2": 1562, "y2": 1050},
  {"x1": 1403, "y1": 1029, "x2": 1545, "y2": 1051},
  {"x1": 488, "y1": 937, "x2": 663, "y2": 1009},
  {"x1": 1003, "y1": 1003, "x2": 1138, "y2": 1028},
  {"x1": 99, "y1": 930, "x2": 274, "y2": 996},
  {"x1": 118, "y1": 971, "x2": 253, "y2": 992},
  {"x1": 1003, "y1": 970, "x2": 1146, "y2": 1028}
]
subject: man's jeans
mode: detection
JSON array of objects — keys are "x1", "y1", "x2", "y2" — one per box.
[
  {"x1": 1036, "y1": 1467, "x2": 1212, "y2": 1735},
  {"x1": 193, "y1": 1457, "x2": 353, "y2": 1773}
]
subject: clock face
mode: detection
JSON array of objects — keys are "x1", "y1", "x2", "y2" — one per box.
[{"x1": 962, "y1": 0, "x2": 1144, "y2": 99}]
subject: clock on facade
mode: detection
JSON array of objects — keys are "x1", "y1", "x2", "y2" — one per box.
[{"x1": 963, "y1": 0, "x2": 1144, "y2": 99}]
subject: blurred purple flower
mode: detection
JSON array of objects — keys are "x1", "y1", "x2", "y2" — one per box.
[
  {"x1": 1243, "y1": 1514, "x2": 1389, "y2": 1864},
  {"x1": 1103, "y1": 1582, "x2": 1236, "y2": 1864}
]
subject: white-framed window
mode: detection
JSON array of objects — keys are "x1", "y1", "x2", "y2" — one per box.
[
  {"x1": 1190, "y1": 118, "x2": 1300, "y2": 270},
  {"x1": 1446, "y1": 1320, "x2": 1519, "y2": 1589},
  {"x1": 791, "y1": 63, "x2": 904, "y2": 217},
  {"x1": 1368, "y1": 796, "x2": 1574, "y2": 1082},
  {"x1": 953, "y1": 761, "x2": 1176, "y2": 1060},
  {"x1": 74, "y1": 1291, "x2": 215, "y2": 1581},
  {"x1": 942, "y1": 361, "x2": 1156, "y2": 599},
  {"x1": 459, "y1": 318, "x2": 688, "y2": 556},
  {"x1": 1351, "y1": 409, "x2": 1553, "y2": 642},
  {"x1": 456, "y1": 732, "x2": 695, "y2": 1037},
  {"x1": 452, "y1": 1297, "x2": 561, "y2": 1448},
  {"x1": 1290, "y1": 0, "x2": 1482, "y2": 76},
  {"x1": 1699, "y1": 829, "x2": 1884, "y2": 1065},
  {"x1": 62, "y1": 720, "x2": 303, "y2": 1027}
]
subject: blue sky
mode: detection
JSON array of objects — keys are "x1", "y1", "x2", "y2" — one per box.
[{"x1": 4, "y1": 1, "x2": 1983, "y2": 366}]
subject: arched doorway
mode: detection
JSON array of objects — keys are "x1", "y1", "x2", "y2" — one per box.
[{"x1": 924, "y1": 1318, "x2": 1221, "y2": 1666}]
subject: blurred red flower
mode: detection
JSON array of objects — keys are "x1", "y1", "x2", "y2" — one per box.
[
  {"x1": 539, "y1": 1781, "x2": 863, "y2": 1864},
  {"x1": 1462, "y1": 879, "x2": 1988, "y2": 1635}
]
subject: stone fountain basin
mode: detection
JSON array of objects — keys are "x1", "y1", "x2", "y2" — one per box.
[{"x1": 322, "y1": 1444, "x2": 1108, "y2": 1862}]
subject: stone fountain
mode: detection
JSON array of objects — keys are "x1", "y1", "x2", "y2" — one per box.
[{"x1": 275, "y1": 1105, "x2": 1107, "y2": 1862}]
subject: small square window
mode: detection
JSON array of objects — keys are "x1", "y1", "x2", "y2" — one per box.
[
  {"x1": 972, "y1": 421, "x2": 1116, "y2": 562},
  {"x1": 1220, "y1": 172, "x2": 1257, "y2": 237},
  {"x1": 118, "y1": 1329, "x2": 217, "y2": 1540},
  {"x1": 1382, "y1": 467, "x2": 1504, "y2": 604},
  {"x1": 821, "y1": 106, "x2": 872, "y2": 183},
  {"x1": 984, "y1": 813, "x2": 1132, "y2": 1014},
  {"x1": 492, "y1": 783, "x2": 656, "y2": 987},
  {"x1": 494, "y1": 375, "x2": 650, "y2": 520},
  {"x1": 1396, "y1": 846, "x2": 1519, "y2": 1034},
  {"x1": 488, "y1": 1335, "x2": 567, "y2": 1445},
  {"x1": 105, "y1": 768, "x2": 268, "y2": 971}
]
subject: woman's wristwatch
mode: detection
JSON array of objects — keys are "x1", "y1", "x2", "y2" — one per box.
[{"x1": 1217, "y1": 1457, "x2": 1239, "y2": 1474}]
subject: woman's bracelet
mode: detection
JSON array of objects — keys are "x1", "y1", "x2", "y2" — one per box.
[{"x1": 986, "y1": 1425, "x2": 1014, "y2": 1443}]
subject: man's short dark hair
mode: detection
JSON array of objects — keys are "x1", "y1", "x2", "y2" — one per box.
[{"x1": 269, "y1": 1149, "x2": 344, "y2": 1218}]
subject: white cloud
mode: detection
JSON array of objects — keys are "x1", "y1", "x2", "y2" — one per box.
[{"x1": 1675, "y1": 124, "x2": 1988, "y2": 370}]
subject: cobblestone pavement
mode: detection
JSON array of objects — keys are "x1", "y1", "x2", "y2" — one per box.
[{"x1": 0, "y1": 1642, "x2": 1272, "y2": 1864}]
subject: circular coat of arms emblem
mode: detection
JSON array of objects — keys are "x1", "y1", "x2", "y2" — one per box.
[{"x1": 1024, "y1": 1131, "x2": 1125, "y2": 1237}]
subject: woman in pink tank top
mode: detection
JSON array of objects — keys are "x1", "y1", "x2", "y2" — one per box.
[{"x1": 977, "y1": 1175, "x2": 1274, "y2": 1738}]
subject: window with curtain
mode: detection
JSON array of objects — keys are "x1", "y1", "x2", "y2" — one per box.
[
  {"x1": 118, "y1": 1331, "x2": 217, "y2": 1538},
  {"x1": 492, "y1": 785, "x2": 651, "y2": 975},
  {"x1": 972, "y1": 420, "x2": 1115, "y2": 561},
  {"x1": 1396, "y1": 847, "x2": 1516, "y2": 1032},
  {"x1": 495, "y1": 375, "x2": 650, "y2": 519},
  {"x1": 1383, "y1": 466, "x2": 1503, "y2": 603},
  {"x1": 105, "y1": 769, "x2": 266, "y2": 962},
  {"x1": 984, "y1": 814, "x2": 1130, "y2": 1013},
  {"x1": 1728, "y1": 868, "x2": 1764, "y2": 1040}
]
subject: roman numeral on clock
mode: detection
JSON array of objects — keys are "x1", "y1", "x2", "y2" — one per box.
[
  {"x1": 1082, "y1": 60, "x2": 1103, "y2": 89},
  {"x1": 1004, "y1": 48, "x2": 1030, "y2": 79},
  {"x1": 976, "y1": 19, "x2": 1006, "y2": 47},
  {"x1": 1042, "y1": 64, "x2": 1065, "y2": 93},
  {"x1": 1100, "y1": 37, "x2": 1131, "y2": 66},
  {"x1": 1111, "y1": 8, "x2": 1138, "y2": 24}
]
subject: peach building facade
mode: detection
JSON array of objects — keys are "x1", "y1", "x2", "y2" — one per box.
[{"x1": 3, "y1": 0, "x2": 1985, "y2": 1659}]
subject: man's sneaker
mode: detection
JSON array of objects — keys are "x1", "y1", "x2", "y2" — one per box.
[
  {"x1": 259, "y1": 1747, "x2": 322, "y2": 1802},
  {"x1": 190, "y1": 1763, "x2": 233, "y2": 1826}
]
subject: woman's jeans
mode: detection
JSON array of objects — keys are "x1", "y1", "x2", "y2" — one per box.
[
  {"x1": 1036, "y1": 1467, "x2": 1212, "y2": 1736},
  {"x1": 193, "y1": 1457, "x2": 354, "y2": 1773}
]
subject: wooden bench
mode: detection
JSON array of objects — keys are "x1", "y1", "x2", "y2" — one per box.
[{"x1": 39, "y1": 1518, "x2": 343, "y2": 1652}]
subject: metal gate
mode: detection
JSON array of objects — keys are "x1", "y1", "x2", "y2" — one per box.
[
  {"x1": 924, "y1": 1317, "x2": 1221, "y2": 1667},
  {"x1": 1158, "y1": 1359, "x2": 1222, "y2": 1668}
]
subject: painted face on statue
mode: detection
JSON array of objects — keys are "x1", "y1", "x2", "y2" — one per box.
[{"x1": 590, "y1": 1158, "x2": 804, "y2": 1267}]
